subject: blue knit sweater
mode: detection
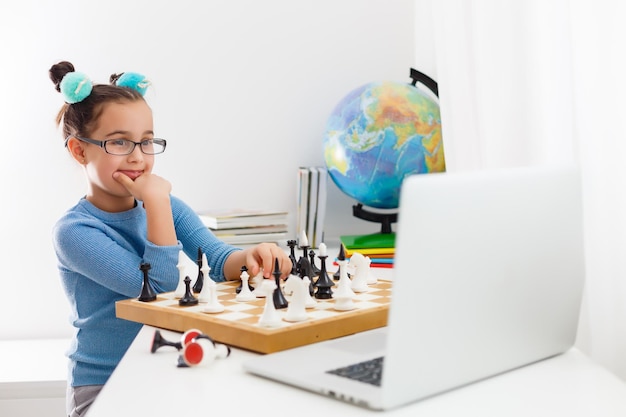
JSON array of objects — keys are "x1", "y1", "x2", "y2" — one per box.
[{"x1": 53, "y1": 195, "x2": 239, "y2": 387}]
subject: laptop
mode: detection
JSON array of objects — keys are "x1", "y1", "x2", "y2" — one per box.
[{"x1": 243, "y1": 165, "x2": 585, "y2": 410}]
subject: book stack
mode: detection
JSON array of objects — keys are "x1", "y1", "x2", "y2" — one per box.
[
  {"x1": 198, "y1": 209, "x2": 289, "y2": 246},
  {"x1": 340, "y1": 233, "x2": 395, "y2": 268},
  {"x1": 296, "y1": 166, "x2": 328, "y2": 249}
]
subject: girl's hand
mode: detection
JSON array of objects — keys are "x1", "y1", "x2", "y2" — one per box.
[
  {"x1": 226, "y1": 242, "x2": 293, "y2": 280},
  {"x1": 246, "y1": 243, "x2": 293, "y2": 279},
  {"x1": 113, "y1": 171, "x2": 172, "y2": 204}
]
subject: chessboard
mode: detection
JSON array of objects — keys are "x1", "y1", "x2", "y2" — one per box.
[{"x1": 116, "y1": 278, "x2": 392, "y2": 354}]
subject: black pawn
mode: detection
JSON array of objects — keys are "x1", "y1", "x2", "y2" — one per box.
[
  {"x1": 236, "y1": 265, "x2": 254, "y2": 294},
  {"x1": 333, "y1": 245, "x2": 346, "y2": 280},
  {"x1": 287, "y1": 239, "x2": 298, "y2": 275},
  {"x1": 272, "y1": 258, "x2": 288, "y2": 309},
  {"x1": 138, "y1": 262, "x2": 157, "y2": 302},
  {"x1": 192, "y1": 247, "x2": 204, "y2": 293},
  {"x1": 179, "y1": 276, "x2": 198, "y2": 306},
  {"x1": 297, "y1": 256, "x2": 315, "y2": 296},
  {"x1": 314, "y1": 253, "x2": 334, "y2": 299},
  {"x1": 309, "y1": 249, "x2": 321, "y2": 277}
]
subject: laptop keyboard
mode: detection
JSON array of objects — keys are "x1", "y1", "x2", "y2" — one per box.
[{"x1": 326, "y1": 356, "x2": 384, "y2": 387}]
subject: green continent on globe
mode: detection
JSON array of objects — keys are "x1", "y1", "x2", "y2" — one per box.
[{"x1": 323, "y1": 80, "x2": 445, "y2": 209}]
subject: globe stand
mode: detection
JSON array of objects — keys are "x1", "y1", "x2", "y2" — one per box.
[{"x1": 352, "y1": 203, "x2": 397, "y2": 234}]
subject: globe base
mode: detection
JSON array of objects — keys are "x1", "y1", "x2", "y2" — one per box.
[{"x1": 352, "y1": 204, "x2": 397, "y2": 234}]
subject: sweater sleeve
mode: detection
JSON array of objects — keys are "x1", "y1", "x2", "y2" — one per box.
[
  {"x1": 53, "y1": 209, "x2": 182, "y2": 297},
  {"x1": 170, "y1": 196, "x2": 240, "y2": 281}
]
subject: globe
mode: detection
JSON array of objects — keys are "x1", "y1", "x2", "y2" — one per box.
[{"x1": 323, "y1": 80, "x2": 446, "y2": 210}]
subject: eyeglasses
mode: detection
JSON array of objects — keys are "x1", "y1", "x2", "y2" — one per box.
[{"x1": 67, "y1": 136, "x2": 167, "y2": 155}]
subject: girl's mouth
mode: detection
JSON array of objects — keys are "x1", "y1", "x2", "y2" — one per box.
[{"x1": 118, "y1": 170, "x2": 143, "y2": 180}]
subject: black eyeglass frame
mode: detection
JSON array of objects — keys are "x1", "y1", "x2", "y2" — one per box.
[{"x1": 65, "y1": 136, "x2": 167, "y2": 155}]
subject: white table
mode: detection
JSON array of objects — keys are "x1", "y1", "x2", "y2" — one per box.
[{"x1": 87, "y1": 324, "x2": 626, "y2": 416}]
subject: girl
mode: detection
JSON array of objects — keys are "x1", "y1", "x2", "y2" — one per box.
[{"x1": 49, "y1": 61, "x2": 292, "y2": 417}]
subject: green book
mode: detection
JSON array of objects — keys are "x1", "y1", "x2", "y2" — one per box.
[{"x1": 340, "y1": 233, "x2": 396, "y2": 250}]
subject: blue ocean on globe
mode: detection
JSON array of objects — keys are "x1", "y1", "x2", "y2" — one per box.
[{"x1": 323, "y1": 80, "x2": 446, "y2": 209}]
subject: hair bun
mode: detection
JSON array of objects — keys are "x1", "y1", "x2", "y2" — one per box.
[
  {"x1": 60, "y1": 72, "x2": 93, "y2": 104},
  {"x1": 49, "y1": 61, "x2": 76, "y2": 93},
  {"x1": 115, "y1": 72, "x2": 150, "y2": 96}
]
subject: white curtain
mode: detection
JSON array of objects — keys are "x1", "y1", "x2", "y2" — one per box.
[{"x1": 423, "y1": 0, "x2": 626, "y2": 381}]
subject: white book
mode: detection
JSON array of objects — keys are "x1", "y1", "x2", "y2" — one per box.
[
  {"x1": 306, "y1": 167, "x2": 319, "y2": 248},
  {"x1": 312, "y1": 166, "x2": 327, "y2": 248},
  {"x1": 296, "y1": 167, "x2": 310, "y2": 239},
  {"x1": 198, "y1": 209, "x2": 288, "y2": 230},
  {"x1": 218, "y1": 231, "x2": 289, "y2": 246}
]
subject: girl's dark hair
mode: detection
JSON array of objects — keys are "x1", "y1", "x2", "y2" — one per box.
[{"x1": 49, "y1": 61, "x2": 145, "y2": 139}]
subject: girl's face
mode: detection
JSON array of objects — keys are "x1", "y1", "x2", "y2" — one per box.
[{"x1": 81, "y1": 100, "x2": 155, "y2": 212}]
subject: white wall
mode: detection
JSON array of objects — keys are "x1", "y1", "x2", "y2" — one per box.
[{"x1": 0, "y1": 0, "x2": 417, "y2": 339}]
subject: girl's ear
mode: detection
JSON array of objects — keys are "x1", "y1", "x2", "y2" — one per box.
[{"x1": 66, "y1": 136, "x2": 88, "y2": 165}]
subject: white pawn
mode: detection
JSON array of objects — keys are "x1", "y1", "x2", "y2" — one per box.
[
  {"x1": 202, "y1": 257, "x2": 225, "y2": 313},
  {"x1": 333, "y1": 293, "x2": 356, "y2": 311},
  {"x1": 202, "y1": 279, "x2": 225, "y2": 313},
  {"x1": 236, "y1": 268, "x2": 255, "y2": 302},
  {"x1": 258, "y1": 280, "x2": 282, "y2": 327},
  {"x1": 365, "y1": 256, "x2": 378, "y2": 285},
  {"x1": 284, "y1": 277, "x2": 309, "y2": 322},
  {"x1": 334, "y1": 255, "x2": 355, "y2": 299},
  {"x1": 333, "y1": 255, "x2": 355, "y2": 311},
  {"x1": 174, "y1": 250, "x2": 187, "y2": 299},
  {"x1": 252, "y1": 270, "x2": 266, "y2": 298},
  {"x1": 197, "y1": 253, "x2": 213, "y2": 303}
]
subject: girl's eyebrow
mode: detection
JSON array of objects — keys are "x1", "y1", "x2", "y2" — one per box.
[{"x1": 104, "y1": 130, "x2": 155, "y2": 138}]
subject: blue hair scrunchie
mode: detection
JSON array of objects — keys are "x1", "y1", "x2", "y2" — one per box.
[
  {"x1": 116, "y1": 72, "x2": 150, "y2": 96},
  {"x1": 60, "y1": 72, "x2": 93, "y2": 104}
]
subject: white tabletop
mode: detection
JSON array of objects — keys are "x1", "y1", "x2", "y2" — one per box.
[{"x1": 87, "y1": 324, "x2": 626, "y2": 416}]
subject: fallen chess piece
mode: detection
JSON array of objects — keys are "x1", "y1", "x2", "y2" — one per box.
[
  {"x1": 150, "y1": 329, "x2": 231, "y2": 368},
  {"x1": 151, "y1": 328, "x2": 202, "y2": 353}
]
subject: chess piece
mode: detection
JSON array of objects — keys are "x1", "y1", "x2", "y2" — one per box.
[
  {"x1": 236, "y1": 266, "x2": 255, "y2": 302},
  {"x1": 179, "y1": 334, "x2": 231, "y2": 367},
  {"x1": 309, "y1": 249, "x2": 321, "y2": 277},
  {"x1": 138, "y1": 262, "x2": 157, "y2": 302},
  {"x1": 197, "y1": 254, "x2": 213, "y2": 303},
  {"x1": 333, "y1": 245, "x2": 347, "y2": 280},
  {"x1": 258, "y1": 280, "x2": 282, "y2": 327},
  {"x1": 298, "y1": 230, "x2": 310, "y2": 260},
  {"x1": 202, "y1": 277, "x2": 225, "y2": 313},
  {"x1": 333, "y1": 246, "x2": 355, "y2": 310},
  {"x1": 333, "y1": 293, "x2": 356, "y2": 311},
  {"x1": 296, "y1": 256, "x2": 315, "y2": 295},
  {"x1": 314, "y1": 243, "x2": 334, "y2": 299},
  {"x1": 272, "y1": 258, "x2": 288, "y2": 309},
  {"x1": 284, "y1": 276, "x2": 309, "y2": 322},
  {"x1": 192, "y1": 247, "x2": 204, "y2": 293},
  {"x1": 150, "y1": 330, "x2": 182, "y2": 353},
  {"x1": 287, "y1": 239, "x2": 298, "y2": 275},
  {"x1": 179, "y1": 276, "x2": 198, "y2": 306},
  {"x1": 252, "y1": 270, "x2": 266, "y2": 298},
  {"x1": 174, "y1": 250, "x2": 187, "y2": 299},
  {"x1": 236, "y1": 265, "x2": 254, "y2": 294},
  {"x1": 348, "y1": 252, "x2": 369, "y2": 293},
  {"x1": 365, "y1": 256, "x2": 378, "y2": 285}
]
